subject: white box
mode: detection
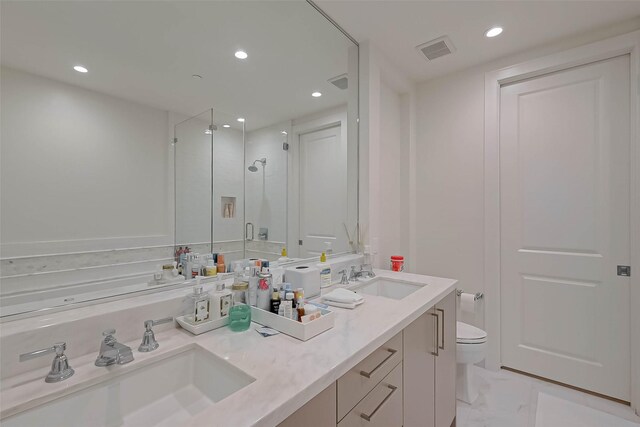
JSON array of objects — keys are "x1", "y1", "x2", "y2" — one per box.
[
  {"x1": 285, "y1": 265, "x2": 321, "y2": 298},
  {"x1": 250, "y1": 306, "x2": 334, "y2": 341}
]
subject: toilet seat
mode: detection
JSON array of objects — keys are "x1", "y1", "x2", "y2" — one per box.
[{"x1": 457, "y1": 321, "x2": 487, "y2": 344}]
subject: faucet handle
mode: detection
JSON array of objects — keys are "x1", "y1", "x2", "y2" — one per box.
[
  {"x1": 139, "y1": 317, "x2": 173, "y2": 353},
  {"x1": 144, "y1": 317, "x2": 173, "y2": 330},
  {"x1": 19, "y1": 342, "x2": 74, "y2": 383}
]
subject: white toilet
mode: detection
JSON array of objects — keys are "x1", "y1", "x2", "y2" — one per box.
[{"x1": 456, "y1": 321, "x2": 487, "y2": 404}]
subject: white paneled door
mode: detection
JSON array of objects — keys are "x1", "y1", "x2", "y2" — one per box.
[
  {"x1": 500, "y1": 55, "x2": 631, "y2": 401},
  {"x1": 298, "y1": 125, "x2": 348, "y2": 258}
]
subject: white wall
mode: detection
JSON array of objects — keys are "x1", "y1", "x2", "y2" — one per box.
[
  {"x1": 359, "y1": 42, "x2": 417, "y2": 269},
  {"x1": 0, "y1": 67, "x2": 172, "y2": 255},
  {"x1": 412, "y1": 22, "x2": 640, "y2": 330}
]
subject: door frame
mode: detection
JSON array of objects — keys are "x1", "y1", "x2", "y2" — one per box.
[{"x1": 484, "y1": 30, "x2": 640, "y2": 411}]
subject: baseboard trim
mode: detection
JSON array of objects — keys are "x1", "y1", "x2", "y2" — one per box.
[{"x1": 501, "y1": 366, "x2": 630, "y2": 406}]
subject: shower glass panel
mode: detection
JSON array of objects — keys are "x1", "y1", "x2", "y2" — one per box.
[
  {"x1": 174, "y1": 109, "x2": 213, "y2": 254},
  {"x1": 244, "y1": 122, "x2": 289, "y2": 261},
  {"x1": 211, "y1": 112, "x2": 245, "y2": 265}
]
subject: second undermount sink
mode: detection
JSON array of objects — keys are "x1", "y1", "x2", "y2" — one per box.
[
  {"x1": 3, "y1": 346, "x2": 255, "y2": 427},
  {"x1": 351, "y1": 278, "x2": 424, "y2": 300}
]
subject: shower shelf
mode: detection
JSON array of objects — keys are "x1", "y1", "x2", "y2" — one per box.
[{"x1": 221, "y1": 196, "x2": 236, "y2": 219}]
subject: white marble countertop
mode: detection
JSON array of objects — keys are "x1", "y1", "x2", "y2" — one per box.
[{"x1": 0, "y1": 269, "x2": 457, "y2": 426}]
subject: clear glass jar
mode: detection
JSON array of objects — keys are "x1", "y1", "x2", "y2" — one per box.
[{"x1": 231, "y1": 282, "x2": 249, "y2": 305}]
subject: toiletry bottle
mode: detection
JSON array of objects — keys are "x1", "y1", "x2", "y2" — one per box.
[
  {"x1": 246, "y1": 267, "x2": 258, "y2": 306},
  {"x1": 186, "y1": 279, "x2": 210, "y2": 325},
  {"x1": 270, "y1": 288, "x2": 281, "y2": 314},
  {"x1": 278, "y1": 247, "x2": 289, "y2": 263},
  {"x1": 257, "y1": 268, "x2": 272, "y2": 311},
  {"x1": 285, "y1": 292, "x2": 295, "y2": 319},
  {"x1": 217, "y1": 254, "x2": 226, "y2": 274},
  {"x1": 317, "y1": 252, "x2": 332, "y2": 288},
  {"x1": 205, "y1": 260, "x2": 217, "y2": 277},
  {"x1": 296, "y1": 297, "x2": 306, "y2": 322},
  {"x1": 191, "y1": 262, "x2": 201, "y2": 279},
  {"x1": 210, "y1": 282, "x2": 232, "y2": 318}
]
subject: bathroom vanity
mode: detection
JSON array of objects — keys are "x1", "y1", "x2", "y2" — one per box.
[{"x1": 0, "y1": 269, "x2": 457, "y2": 427}]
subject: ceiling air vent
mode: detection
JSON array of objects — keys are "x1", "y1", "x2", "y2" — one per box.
[
  {"x1": 328, "y1": 73, "x2": 348, "y2": 90},
  {"x1": 416, "y1": 36, "x2": 456, "y2": 61}
]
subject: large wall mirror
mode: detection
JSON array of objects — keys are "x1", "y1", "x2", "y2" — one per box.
[{"x1": 0, "y1": 1, "x2": 358, "y2": 318}]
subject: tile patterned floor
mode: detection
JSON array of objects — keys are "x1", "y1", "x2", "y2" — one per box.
[{"x1": 457, "y1": 366, "x2": 640, "y2": 427}]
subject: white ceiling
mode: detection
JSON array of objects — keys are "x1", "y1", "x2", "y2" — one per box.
[
  {"x1": 1, "y1": 1, "x2": 354, "y2": 130},
  {"x1": 315, "y1": 0, "x2": 640, "y2": 83}
]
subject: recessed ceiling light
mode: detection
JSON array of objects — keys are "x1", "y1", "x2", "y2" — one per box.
[
  {"x1": 281, "y1": 131, "x2": 288, "y2": 135},
  {"x1": 312, "y1": 92, "x2": 322, "y2": 97},
  {"x1": 192, "y1": 74, "x2": 202, "y2": 79},
  {"x1": 223, "y1": 124, "x2": 231, "y2": 128},
  {"x1": 73, "y1": 65, "x2": 88, "y2": 73},
  {"x1": 237, "y1": 117, "x2": 245, "y2": 123},
  {"x1": 485, "y1": 27, "x2": 503, "y2": 38},
  {"x1": 235, "y1": 50, "x2": 248, "y2": 60},
  {"x1": 204, "y1": 129, "x2": 213, "y2": 135}
]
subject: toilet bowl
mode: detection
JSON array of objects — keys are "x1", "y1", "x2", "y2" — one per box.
[{"x1": 456, "y1": 321, "x2": 487, "y2": 404}]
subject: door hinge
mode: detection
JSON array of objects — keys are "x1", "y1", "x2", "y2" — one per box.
[
  {"x1": 173, "y1": 137, "x2": 178, "y2": 145},
  {"x1": 617, "y1": 265, "x2": 631, "y2": 277},
  {"x1": 283, "y1": 142, "x2": 289, "y2": 151},
  {"x1": 298, "y1": 240, "x2": 303, "y2": 246}
]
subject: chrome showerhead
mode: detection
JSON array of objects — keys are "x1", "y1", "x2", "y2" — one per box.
[{"x1": 248, "y1": 158, "x2": 266, "y2": 172}]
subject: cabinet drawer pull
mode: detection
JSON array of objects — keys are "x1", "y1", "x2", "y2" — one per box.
[
  {"x1": 430, "y1": 312, "x2": 439, "y2": 356},
  {"x1": 436, "y1": 308, "x2": 445, "y2": 350},
  {"x1": 360, "y1": 384, "x2": 398, "y2": 422},
  {"x1": 359, "y1": 348, "x2": 397, "y2": 378}
]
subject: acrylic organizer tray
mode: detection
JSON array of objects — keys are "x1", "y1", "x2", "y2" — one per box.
[
  {"x1": 250, "y1": 306, "x2": 334, "y2": 341},
  {"x1": 175, "y1": 315, "x2": 228, "y2": 335}
]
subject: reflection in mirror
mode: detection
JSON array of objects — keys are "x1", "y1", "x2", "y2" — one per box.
[{"x1": 0, "y1": 0, "x2": 358, "y2": 319}]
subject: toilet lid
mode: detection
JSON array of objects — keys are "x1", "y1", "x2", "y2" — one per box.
[{"x1": 457, "y1": 321, "x2": 487, "y2": 343}]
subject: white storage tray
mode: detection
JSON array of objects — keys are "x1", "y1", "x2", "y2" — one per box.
[
  {"x1": 250, "y1": 306, "x2": 334, "y2": 341},
  {"x1": 175, "y1": 315, "x2": 228, "y2": 335}
]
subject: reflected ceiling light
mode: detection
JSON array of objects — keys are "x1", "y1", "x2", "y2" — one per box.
[
  {"x1": 485, "y1": 27, "x2": 503, "y2": 38},
  {"x1": 73, "y1": 65, "x2": 88, "y2": 73},
  {"x1": 234, "y1": 50, "x2": 248, "y2": 59},
  {"x1": 204, "y1": 129, "x2": 212, "y2": 135},
  {"x1": 223, "y1": 124, "x2": 231, "y2": 128},
  {"x1": 237, "y1": 117, "x2": 245, "y2": 122},
  {"x1": 312, "y1": 91, "x2": 322, "y2": 97},
  {"x1": 281, "y1": 131, "x2": 288, "y2": 135}
]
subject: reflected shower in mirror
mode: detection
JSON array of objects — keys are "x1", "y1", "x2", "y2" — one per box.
[{"x1": 0, "y1": 0, "x2": 358, "y2": 318}]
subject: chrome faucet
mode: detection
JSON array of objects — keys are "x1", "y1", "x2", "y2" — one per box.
[
  {"x1": 20, "y1": 342, "x2": 74, "y2": 383},
  {"x1": 349, "y1": 264, "x2": 376, "y2": 281},
  {"x1": 338, "y1": 269, "x2": 350, "y2": 285},
  {"x1": 138, "y1": 317, "x2": 173, "y2": 352},
  {"x1": 95, "y1": 329, "x2": 134, "y2": 367}
]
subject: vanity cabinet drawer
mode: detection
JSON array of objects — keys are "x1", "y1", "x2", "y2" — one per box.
[
  {"x1": 338, "y1": 362, "x2": 403, "y2": 427},
  {"x1": 337, "y1": 332, "x2": 402, "y2": 421}
]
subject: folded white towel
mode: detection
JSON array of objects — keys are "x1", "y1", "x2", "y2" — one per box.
[
  {"x1": 323, "y1": 299, "x2": 364, "y2": 309},
  {"x1": 322, "y1": 288, "x2": 364, "y2": 304}
]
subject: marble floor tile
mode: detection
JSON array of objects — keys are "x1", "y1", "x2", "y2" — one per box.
[{"x1": 457, "y1": 366, "x2": 640, "y2": 427}]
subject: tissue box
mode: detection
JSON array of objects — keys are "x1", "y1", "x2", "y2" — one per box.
[{"x1": 285, "y1": 265, "x2": 321, "y2": 298}]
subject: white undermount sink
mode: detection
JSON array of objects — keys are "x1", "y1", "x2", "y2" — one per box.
[
  {"x1": 3, "y1": 346, "x2": 255, "y2": 427},
  {"x1": 351, "y1": 278, "x2": 424, "y2": 300}
]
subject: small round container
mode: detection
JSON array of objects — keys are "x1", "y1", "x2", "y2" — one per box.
[
  {"x1": 390, "y1": 255, "x2": 405, "y2": 272},
  {"x1": 231, "y1": 282, "x2": 249, "y2": 305},
  {"x1": 228, "y1": 304, "x2": 251, "y2": 332}
]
